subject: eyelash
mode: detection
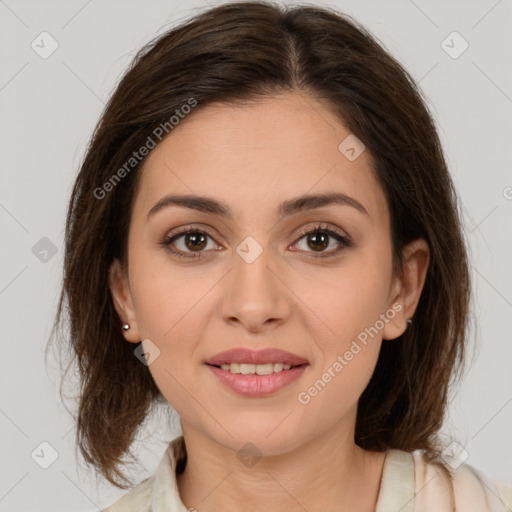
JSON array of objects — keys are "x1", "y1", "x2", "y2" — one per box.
[{"x1": 161, "y1": 223, "x2": 352, "y2": 260}]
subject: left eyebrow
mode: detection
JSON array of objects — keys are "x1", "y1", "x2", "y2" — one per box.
[{"x1": 146, "y1": 192, "x2": 370, "y2": 220}]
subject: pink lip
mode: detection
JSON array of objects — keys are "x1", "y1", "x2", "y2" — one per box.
[
  {"x1": 205, "y1": 348, "x2": 309, "y2": 366},
  {"x1": 206, "y1": 364, "x2": 308, "y2": 397}
]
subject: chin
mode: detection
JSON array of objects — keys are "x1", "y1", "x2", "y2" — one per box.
[{"x1": 206, "y1": 422, "x2": 306, "y2": 458}]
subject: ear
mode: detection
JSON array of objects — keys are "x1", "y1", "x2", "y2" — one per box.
[
  {"x1": 108, "y1": 258, "x2": 141, "y2": 343},
  {"x1": 382, "y1": 238, "x2": 430, "y2": 341}
]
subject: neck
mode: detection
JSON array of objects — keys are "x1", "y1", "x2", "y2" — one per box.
[{"x1": 176, "y1": 415, "x2": 386, "y2": 512}]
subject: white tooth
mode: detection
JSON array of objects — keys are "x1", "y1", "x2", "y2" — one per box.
[
  {"x1": 220, "y1": 362, "x2": 296, "y2": 374},
  {"x1": 255, "y1": 363, "x2": 274, "y2": 375},
  {"x1": 240, "y1": 363, "x2": 256, "y2": 374}
]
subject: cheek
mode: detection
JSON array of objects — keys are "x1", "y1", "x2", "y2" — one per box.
[
  {"x1": 296, "y1": 252, "x2": 392, "y2": 348},
  {"x1": 293, "y1": 258, "x2": 390, "y2": 417},
  {"x1": 295, "y1": 342, "x2": 380, "y2": 437},
  {"x1": 129, "y1": 260, "x2": 214, "y2": 407},
  {"x1": 296, "y1": 266, "x2": 389, "y2": 418},
  {"x1": 135, "y1": 295, "x2": 205, "y2": 415},
  {"x1": 130, "y1": 252, "x2": 210, "y2": 339}
]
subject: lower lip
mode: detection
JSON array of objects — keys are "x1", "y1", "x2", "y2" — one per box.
[{"x1": 206, "y1": 364, "x2": 308, "y2": 397}]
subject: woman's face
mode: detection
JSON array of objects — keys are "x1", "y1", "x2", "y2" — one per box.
[{"x1": 109, "y1": 91, "x2": 428, "y2": 455}]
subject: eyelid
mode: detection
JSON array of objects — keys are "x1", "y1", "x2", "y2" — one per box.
[
  {"x1": 162, "y1": 225, "x2": 222, "y2": 259},
  {"x1": 294, "y1": 222, "x2": 349, "y2": 240},
  {"x1": 165, "y1": 223, "x2": 223, "y2": 244},
  {"x1": 162, "y1": 222, "x2": 351, "y2": 259},
  {"x1": 164, "y1": 222, "x2": 348, "y2": 242},
  {"x1": 289, "y1": 223, "x2": 351, "y2": 258}
]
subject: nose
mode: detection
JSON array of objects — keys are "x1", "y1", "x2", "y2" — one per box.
[{"x1": 219, "y1": 242, "x2": 291, "y2": 333}]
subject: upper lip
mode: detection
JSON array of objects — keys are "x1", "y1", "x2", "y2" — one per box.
[{"x1": 205, "y1": 348, "x2": 309, "y2": 366}]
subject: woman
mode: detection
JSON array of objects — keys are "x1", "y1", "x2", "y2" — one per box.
[{"x1": 50, "y1": 1, "x2": 512, "y2": 510}]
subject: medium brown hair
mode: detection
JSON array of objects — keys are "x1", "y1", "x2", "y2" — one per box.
[{"x1": 48, "y1": 0, "x2": 472, "y2": 493}]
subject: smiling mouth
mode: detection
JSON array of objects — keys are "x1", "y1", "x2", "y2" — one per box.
[{"x1": 206, "y1": 362, "x2": 307, "y2": 375}]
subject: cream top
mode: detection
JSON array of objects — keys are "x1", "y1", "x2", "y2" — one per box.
[{"x1": 102, "y1": 436, "x2": 512, "y2": 511}]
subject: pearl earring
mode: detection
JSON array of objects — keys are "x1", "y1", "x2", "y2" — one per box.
[{"x1": 122, "y1": 324, "x2": 130, "y2": 331}]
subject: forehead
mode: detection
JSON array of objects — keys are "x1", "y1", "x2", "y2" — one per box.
[{"x1": 132, "y1": 92, "x2": 387, "y2": 226}]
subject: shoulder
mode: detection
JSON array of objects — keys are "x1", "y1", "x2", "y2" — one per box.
[
  {"x1": 412, "y1": 450, "x2": 512, "y2": 511},
  {"x1": 100, "y1": 476, "x2": 153, "y2": 512}
]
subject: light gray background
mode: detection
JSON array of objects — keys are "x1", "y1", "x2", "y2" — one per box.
[{"x1": 1, "y1": 0, "x2": 511, "y2": 510}]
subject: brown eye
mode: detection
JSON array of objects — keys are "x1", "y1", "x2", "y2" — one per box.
[
  {"x1": 293, "y1": 224, "x2": 351, "y2": 258},
  {"x1": 305, "y1": 232, "x2": 329, "y2": 252},
  {"x1": 162, "y1": 227, "x2": 217, "y2": 259},
  {"x1": 183, "y1": 232, "x2": 208, "y2": 251}
]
